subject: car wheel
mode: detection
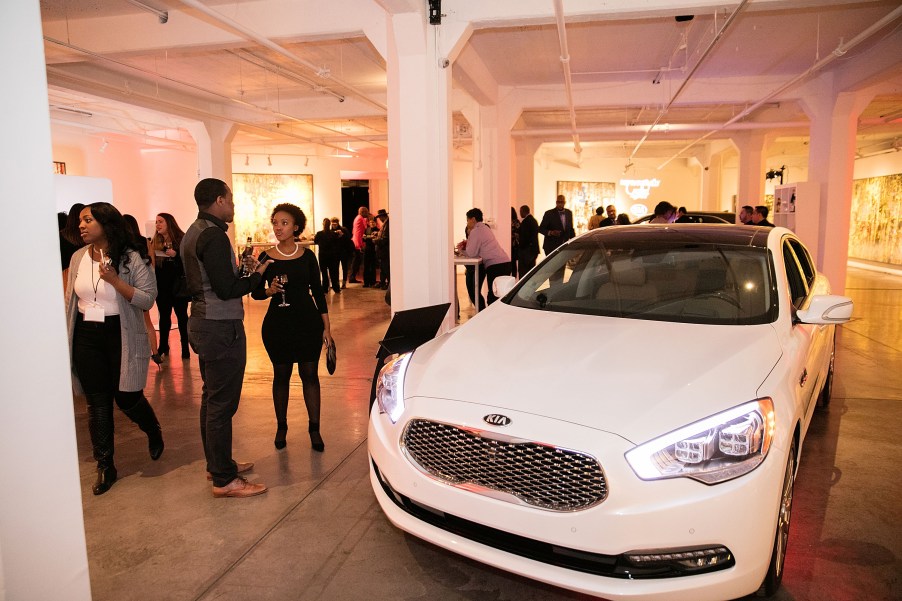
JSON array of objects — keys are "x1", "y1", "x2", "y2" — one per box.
[
  {"x1": 757, "y1": 439, "x2": 797, "y2": 597},
  {"x1": 817, "y1": 331, "x2": 836, "y2": 410}
]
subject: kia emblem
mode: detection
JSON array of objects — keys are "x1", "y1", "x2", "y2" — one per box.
[{"x1": 483, "y1": 414, "x2": 511, "y2": 427}]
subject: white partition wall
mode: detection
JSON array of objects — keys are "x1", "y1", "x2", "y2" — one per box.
[{"x1": 0, "y1": 1, "x2": 92, "y2": 600}]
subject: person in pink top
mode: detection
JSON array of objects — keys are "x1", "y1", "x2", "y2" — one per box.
[{"x1": 349, "y1": 206, "x2": 369, "y2": 283}]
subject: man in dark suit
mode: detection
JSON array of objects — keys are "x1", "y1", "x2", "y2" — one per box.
[
  {"x1": 752, "y1": 205, "x2": 775, "y2": 227},
  {"x1": 518, "y1": 204, "x2": 540, "y2": 276},
  {"x1": 598, "y1": 204, "x2": 618, "y2": 227},
  {"x1": 539, "y1": 195, "x2": 576, "y2": 255}
]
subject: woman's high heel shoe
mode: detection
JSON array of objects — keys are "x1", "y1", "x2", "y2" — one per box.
[
  {"x1": 309, "y1": 422, "x2": 324, "y2": 452},
  {"x1": 274, "y1": 424, "x2": 288, "y2": 450},
  {"x1": 151, "y1": 353, "x2": 164, "y2": 369}
]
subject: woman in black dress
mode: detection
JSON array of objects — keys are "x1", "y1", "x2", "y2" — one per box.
[{"x1": 252, "y1": 204, "x2": 332, "y2": 451}]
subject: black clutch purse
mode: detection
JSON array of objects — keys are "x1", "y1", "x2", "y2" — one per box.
[{"x1": 326, "y1": 339, "x2": 337, "y2": 375}]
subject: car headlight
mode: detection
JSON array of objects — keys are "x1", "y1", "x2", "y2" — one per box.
[
  {"x1": 625, "y1": 398, "x2": 775, "y2": 484},
  {"x1": 375, "y1": 352, "x2": 412, "y2": 423}
]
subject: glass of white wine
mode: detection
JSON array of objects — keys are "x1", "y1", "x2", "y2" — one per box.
[{"x1": 277, "y1": 274, "x2": 290, "y2": 307}]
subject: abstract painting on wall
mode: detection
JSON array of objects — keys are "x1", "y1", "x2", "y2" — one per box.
[
  {"x1": 232, "y1": 173, "x2": 314, "y2": 244},
  {"x1": 556, "y1": 181, "x2": 616, "y2": 233},
  {"x1": 849, "y1": 173, "x2": 902, "y2": 266}
]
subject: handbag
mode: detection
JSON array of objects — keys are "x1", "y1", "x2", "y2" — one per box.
[{"x1": 325, "y1": 339, "x2": 337, "y2": 375}]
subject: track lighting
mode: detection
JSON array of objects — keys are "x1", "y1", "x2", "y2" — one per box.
[
  {"x1": 245, "y1": 155, "x2": 249, "y2": 166},
  {"x1": 267, "y1": 155, "x2": 272, "y2": 166},
  {"x1": 304, "y1": 157, "x2": 309, "y2": 167}
]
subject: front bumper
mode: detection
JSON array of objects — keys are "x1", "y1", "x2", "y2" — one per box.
[{"x1": 368, "y1": 397, "x2": 786, "y2": 601}]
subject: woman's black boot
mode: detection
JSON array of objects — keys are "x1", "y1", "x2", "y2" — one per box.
[
  {"x1": 119, "y1": 394, "x2": 164, "y2": 460},
  {"x1": 93, "y1": 466, "x2": 118, "y2": 495},
  {"x1": 86, "y1": 394, "x2": 117, "y2": 495},
  {"x1": 309, "y1": 422, "x2": 324, "y2": 452}
]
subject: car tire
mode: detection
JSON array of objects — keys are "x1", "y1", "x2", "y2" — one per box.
[
  {"x1": 816, "y1": 330, "x2": 836, "y2": 410},
  {"x1": 757, "y1": 439, "x2": 797, "y2": 597}
]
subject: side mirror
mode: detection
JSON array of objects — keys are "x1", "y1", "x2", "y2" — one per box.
[
  {"x1": 796, "y1": 295, "x2": 853, "y2": 324},
  {"x1": 493, "y1": 275, "x2": 517, "y2": 298}
]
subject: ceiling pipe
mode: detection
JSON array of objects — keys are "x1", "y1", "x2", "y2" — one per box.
[
  {"x1": 177, "y1": 0, "x2": 386, "y2": 113},
  {"x1": 630, "y1": 0, "x2": 750, "y2": 161},
  {"x1": 552, "y1": 0, "x2": 582, "y2": 162},
  {"x1": 44, "y1": 37, "x2": 384, "y2": 151},
  {"x1": 510, "y1": 121, "x2": 809, "y2": 137},
  {"x1": 46, "y1": 68, "x2": 352, "y2": 152},
  {"x1": 657, "y1": 3, "x2": 902, "y2": 169}
]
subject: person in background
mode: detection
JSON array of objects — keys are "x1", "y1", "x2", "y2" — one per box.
[
  {"x1": 649, "y1": 201, "x2": 677, "y2": 224},
  {"x1": 182, "y1": 178, "x2": 270, "y2": 498},
  {"x1": 587, "y1": 207, "x2": 605, "y2": 230},
  {"x1": 314, "y1": 217, "x2": 341, "y2": 293},
  {"x1": 349, "y1": 206, "x2": 369, "y2": 283},
  {"x1": 539, "y1": 195, "x2": 575, "y2": 255},
  {"x1": 60, "y1": 203, "x2": 86, "y2": 286},
  {"x1": 518, "y1": 204, "x2": 540, "y2": 276},
  {"x1": 739, "y1": 205, "x2": 755, "y2": 225},
  {"x1": 331, "y1": 217, "x2": 353, "y2": 289},
  {"x1": 252, "y1": 204, "x2": 332, "y2": 452},
  {"x1": 510, "y1": 207, "x2": 520, "y2": 279},
  {"x1": 456, "y1": 208, "x2": 512, "y2": 307},
  {"x1": 752, "y1": 205, "x2": 775, "y2": 227},
  {"x1": 375, "y1": 209, "x2": 390, "y2": 289},
  {"x1": 616, "y1": 213, "x2": 632, "y2": 225},
  {"x1": 599, "y1": 204, "x2": 618, "y2": 227},
  {"x1": 65, "y1": 202, "x2": 163, "y2": 495},
  {"x1": 675, "y1": 206, "x2": 697, "y2": 223},
  {"x1": 362, "y1": 215, "x2": 378, "y2": 287},
  {"x1": 123, "y1": 214, "x2": 163, "y2": 368},
  {"x1": 152, "y1": 213, "x2": 191, "y2": 359}
]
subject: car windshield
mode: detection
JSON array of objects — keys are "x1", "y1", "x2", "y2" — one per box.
[{"x1": 506, "y1": 237, "x2": 776, "y2": 325}]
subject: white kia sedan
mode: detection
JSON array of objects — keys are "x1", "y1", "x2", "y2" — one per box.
[{"x1": 369, "y1": 225, "x2": 852, "y2": 601}]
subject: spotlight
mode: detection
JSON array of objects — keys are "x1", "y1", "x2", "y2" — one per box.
[
  {"x1": 267, "y1": 155, "x2": 272, "y2": 166},
  {"x1": 304, "y1": 157, "x2": 309, "y2": 167},
  {"x1": 245, "y1": 155, "x2": 249, "y2": 166}
]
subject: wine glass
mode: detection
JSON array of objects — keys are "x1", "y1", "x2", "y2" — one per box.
[{"x1": 277, "y1": 274, "x2": 290, "y2": 307}]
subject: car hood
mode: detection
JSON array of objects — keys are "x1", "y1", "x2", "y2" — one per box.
[{"x1": 405, "y1": 303, "x2": 782, "y2": 444}]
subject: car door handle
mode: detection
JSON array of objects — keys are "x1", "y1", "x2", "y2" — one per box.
[{"x1": 799, "y1": 369, "x2": 808, "y2": 387}]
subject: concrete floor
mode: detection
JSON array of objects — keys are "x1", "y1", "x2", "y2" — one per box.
[{"x1": 73, "y1": 268, "x2": 901, "y2": 601}]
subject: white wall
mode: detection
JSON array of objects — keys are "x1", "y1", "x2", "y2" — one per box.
[
  {"x1": 1, "y1": 3, "x2": 92, "y2": 600},
  {"x1": 533, "y1": 154, "x2": 703, "y2": 223},
  {"x1": 853, "y1": 150, "x2": 902, "y2": 179}
]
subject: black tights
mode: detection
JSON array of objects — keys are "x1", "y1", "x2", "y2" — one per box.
[{"x1": 272, "y1": 361, "x2": 320, "y2": 428}]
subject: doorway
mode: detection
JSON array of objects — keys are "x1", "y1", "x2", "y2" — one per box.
[{"x1": 341, "y1": 180, "x2": 369, "y2": 228}]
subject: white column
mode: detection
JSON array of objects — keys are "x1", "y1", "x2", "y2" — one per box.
[
  {"x1": 513, "y1": 138, "x2": 541, "y2": 213},
  {"x1": 381, "y1": 12, "x2": 469, "y2": 324},
  {"x1": 0, "y1": 2, "x2": 92, "y2": 600},
  {"x1": 801, "y1": 83, "x2": 874, "y2": 293},
  {"x1": 187, "y1": 119, "x2": 237, "y2": 182},
  {"x1": 731, "y1": 131, "x2": 768, "y2": 211},
  {"x1": 187, "y1": 120, "x2": 238, "y2": 245}
]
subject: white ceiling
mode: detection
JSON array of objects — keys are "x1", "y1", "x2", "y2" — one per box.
[{"x1": 40, "y1": 0, "x2": 902, "y2": 163}]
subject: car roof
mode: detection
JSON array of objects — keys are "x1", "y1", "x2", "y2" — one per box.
[{"x1": 581, "y1": 223, "x2": 773, "y2": 249}]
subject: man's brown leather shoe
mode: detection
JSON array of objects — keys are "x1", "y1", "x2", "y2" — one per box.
[
  {"x1": 212, "y1": 476, "x2": 267, "y2": 498},
  {"x1": 206, "y1": 461, "x2": 254, "y2": 481}
]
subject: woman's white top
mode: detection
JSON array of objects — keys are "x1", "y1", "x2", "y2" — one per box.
[{"x1": 74, "y1": 251, "x2": 120, "y2": 316}]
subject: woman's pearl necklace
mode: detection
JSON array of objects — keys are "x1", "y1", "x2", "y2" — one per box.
[{"x1": 274, "y1": 241, "x2": 299, "y2": 257}]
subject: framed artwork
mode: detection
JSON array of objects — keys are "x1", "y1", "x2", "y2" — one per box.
[
  {"x1": 849, "y1": 173, "x2": 902, "y2": 265},
  {"x1": 53, "y1": 161, "x2": 66, "y2": 174},
  {"x1": 232, "y1": 173, "x2": 314, "y2": 244},
  {"x1": 556, "y1": 180, "x2": 616, "y2": 233}
]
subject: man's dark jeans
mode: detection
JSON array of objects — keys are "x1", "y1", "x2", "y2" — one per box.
[{"x1": 188, "y1": 316, "x2": 246, "y2": 487}]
